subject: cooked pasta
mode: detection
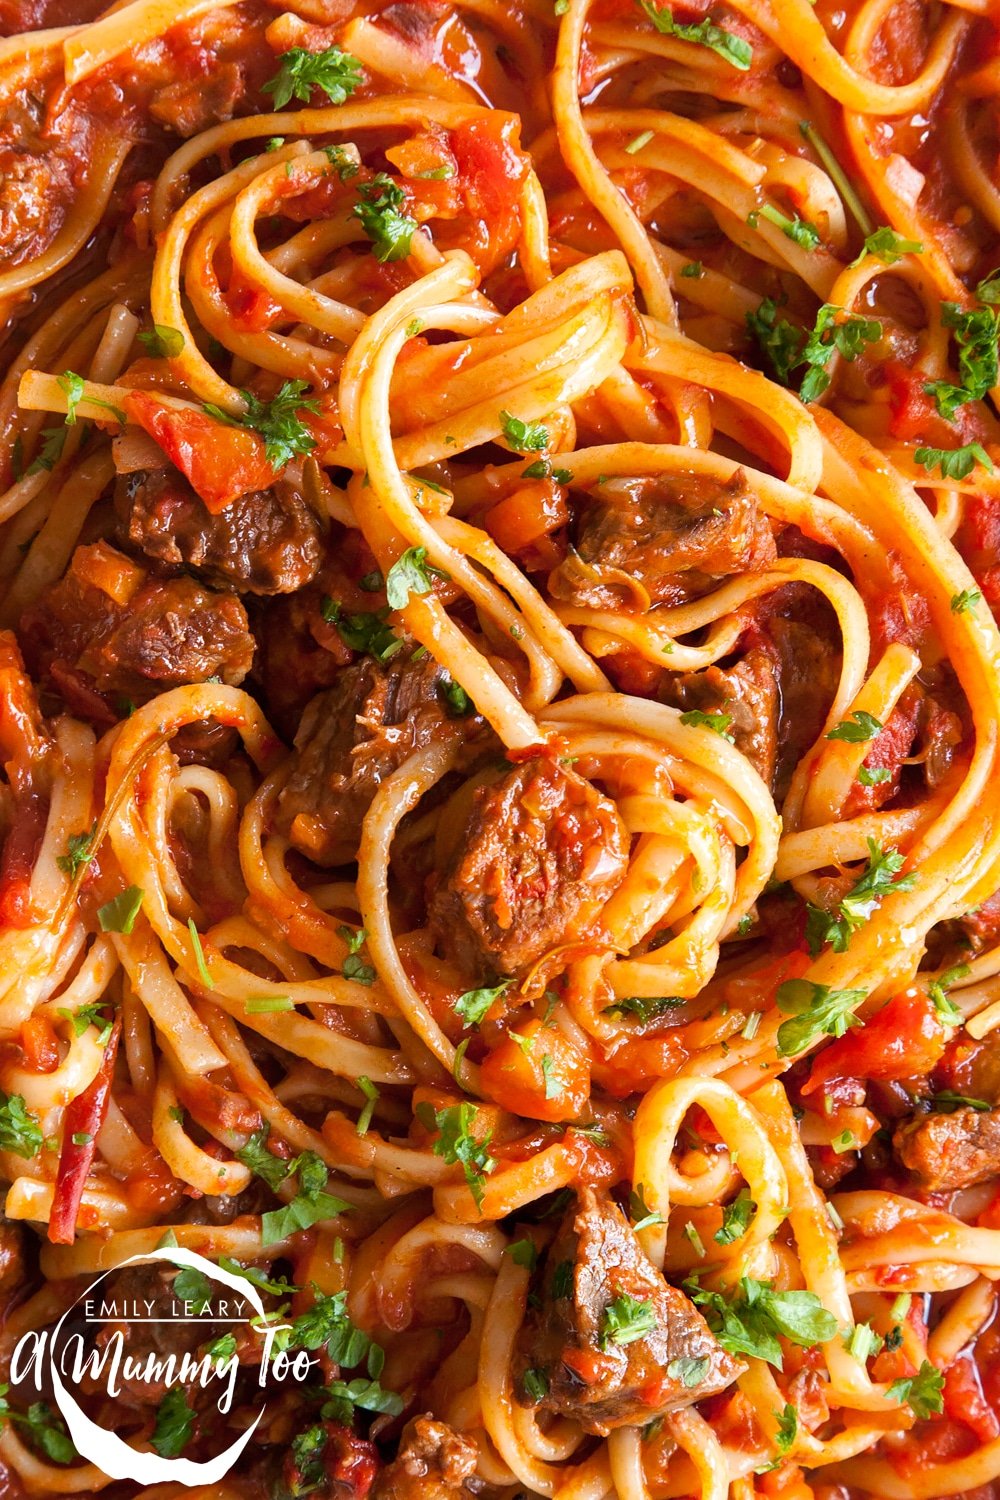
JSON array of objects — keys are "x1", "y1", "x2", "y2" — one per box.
[{"x1": 0, "y1": 0, "x2": 999, "y2": 1494}]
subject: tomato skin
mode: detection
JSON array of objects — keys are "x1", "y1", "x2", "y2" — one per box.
[
  {"x1": 125, "y1": 392, "x2": 275, "y2": 512},
  {"x1": 802, "y1": 990, "x2": 949, "y2": 1096},
  {"x1": 440, "y1": 116, "x2": 529, "y2": 274},
  {"x1": 591, "y1": 1033, "x2": 688, "y2": 1099},
  {"x1": 479, "y1": 1019, "x2": 590, "y2": 1122}
]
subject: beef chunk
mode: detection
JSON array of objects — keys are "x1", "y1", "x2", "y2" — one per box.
[
  {"x1": 763, "y1": 614, "x2": 840, "y2": 799},
  {"x1": 115, "y1": 466, "x2": 323, "y2": 596},
  {"x1": 549, "y1": 470, "x2": 775, "y2": 611},
  {"x1": 373, "y1": 1418, "x2": 478, "y2": 1500},
  {"x1": 20, "y1": 542, "x2": 253, "y2": 716},
  {"x1": 515, "y1": 1188, "x2": 742, "y2": 1434},
  {"x1": 894, "y1": 1106, "x2": 1000, "y2": 1191},
  {"x1": 662, "y1": 648, "x2": 778, "y2": 785},
  {"x1": 0, "y1": 147, "x2": 73, "y2": 265},
  {"x1": 0, "y1": 1218, "x2": 26, "y2": 1297},
  {"x1": 275, "y1": 654, "x2": 454, "y2": 865},
  {"x1": 428, "y1": 759, "x2": 628, "y2": 978}
]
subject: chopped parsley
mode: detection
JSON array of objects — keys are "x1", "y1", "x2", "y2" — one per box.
[
  {"x1": 667, "y1": 1355, "x2": 710, "y2": 1387},
  {"x1": 686, "y1": 1276, "x2": 837, "y2": 1368},
  {"x1": 136, "y1": 324, "x2": 184, "y2": 359},
  {"x1": 58, "y1": 369, "x2": 125, "y2": 426},
  {"x1": 924, "y1": 301, "x2": 999, "y2": 420},
  {"x1": 384, "y1": 545, "x2": 448, "y2": 610},
  {"x1": 321, "y1": 598, "x2": 402, "y2": 663},
  {"x1": 151, "y1": 1388, "x2": 195, "y2": 1458},
  {"x1": 418, "y1": 1101, "x2": 497, "y2": 1209},
  {"x1": 858, "y1": 765, "x2": 891, "y2": 787},
  {"x1": 508, "y1": 1238, "x2": 538, "y2": 1269},
  {"x1": 603, "y1": 994, "x2": 684, "y2": 1022},
  {"x1": 263, "y1": 46, "x2": 363, "y2": 108},
  {"x1": 203, "y1": 379, "x2": 319, "y2": 470},
  {"x1": 98, "y1": 885, "x2": 144, "y2": 935},
  {"x1": 775, "y1": 978, "x2": 867, "y2": 1057},
  {"x1": 805, "y1": 838, "x2": 916, "y2": 954},
  {"x1": 523, "y1": 1368, "x2": 549, "y2": 1400},
  {"x1": 27, "y1": 426, "x2": 67, "y2": 474},
  {"x1": 454, "y1": 979, "x2": 511, "y2": 1027},
  {"x1": 745, "y1": 303, "x2": 881, "y2": 401},
  {"x1": 850, "y1": 228, "x2": 923, "y2": 267},
  {"x1": 951, "y1": 587, "x2": 983, "y2": 614},
  {"x1": 637, "y1": 0, "x2": 752, "y2": 68},
  {"x1": 57, "y1": 825, "x2": 96, "y2": 880},
  {"x1": 0, "y1": 1390, "x2": 74, "y2": 1464},
  {"x1": 499, "y1": 410, "x2": 549, "y2": 452},
  {"x1": 887, "y1": 1359, "x2": 945, "y2": 1419},
  {"x1": 714, "y1": 1187, "x2": 754, "y2": 1245},
  {"x1": 826, "y1": 710, "x2": 882, "y2": 743},
  {"x1": 57, "y1": 1002, "x2": 113, "y2": 1044},
  {"x1": 353, "y1": 174, "x2": 418, "y2": 262},
  {"x1": 629, "y1": 1184, "x2": 666, "y2": 1231},
  {"x1": 927, "y1": 962, "x2": 969, "y2": 1025},
  {"x1": 679, "y1": 707, "x2": 735, "y2": 740},
  {"x1": 600, "y1": 1294, "x2": 657, "y2": 1347},
  {"x1": 915, "y1": 442, "x2": 993, "y2": 480},
  {"x1": 749, "y1": 203, "x2": 820, "y2": 251},
  {"x1": 0, "y1": 1094, "x2": 41, "y2": 1158},
  {"x1": 775, "y1": 1403, "x2": 797, "y2": 1452},
  {"x1": 338, "y1": 925, "x2": 376, "y2": 986}
]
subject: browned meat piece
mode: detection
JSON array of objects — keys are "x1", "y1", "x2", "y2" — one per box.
[
  {"x1": 115, "y1": 466, "x2": 323, "y2": 595},
  {"x1": 20, "y1": 542, "x2": 253, "y2": 717},
  {"x1": 148, "y1": 62, "x2": 246, "y2": 136},
  {"x1": 662, "y1": 648, "x2": 778, "y2": 786},
  {"x1": 549, "y1": 470, "x2": 775, "y2": 611},
  {"x1": 762, "y1": 614, "x2": 840, "y2": 799},
  {"x1": 372, "y1": 1418, "x2": 478, "y2": 1500},
  {"x1": 428, "y1": 758, "x2": 629, "y2": 978},
  {"x1": 91, "y1": 1262, "x2": 224, "y2": 1404},
  {"x1": 0, "y1": 147, "x2": 74, "y2": 265},
  {"x1": 0, "y1": 1218, "x2": 26, "y2": 1296},
  {"x1": 894, "y1": 1106, "x2": 1000, "y2": 1191},
  {"x1": 515, "y1": 1188, "x2": 742, "y2": 1434},
  {"x1": 275, "y1": 654, "x2": 455, "y2": 865}
]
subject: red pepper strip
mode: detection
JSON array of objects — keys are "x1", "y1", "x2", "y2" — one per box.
[{"x1": 48, "y1": 1017, "x2": 121, "y2": 1245}]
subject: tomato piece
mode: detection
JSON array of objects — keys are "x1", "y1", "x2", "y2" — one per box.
[
  {"x1": 484, "y1": 480, "x2": 569, "y2": 555},
  {"x1": 125, "y1": 391, "x2": 275, "y2": 513},
  {"x1": 944, "y1": 1352, "x2": 1000, "y2": 1443},
  {"x1": 803, "y1": 990, "x2": 949, "y2": 1096},
  {"x1": 591, "y1": 1032, "x2": 688, "y2": 1099},
  {"x1": 21, "y1": 1014, "x2": 59, "y2": 1073},
  {"x1": 479, "y1": 1019, "x2": 590, "y2": 1122},
  {"x1": 435, "y1": 116, "x2": 529, "y2": 274}
]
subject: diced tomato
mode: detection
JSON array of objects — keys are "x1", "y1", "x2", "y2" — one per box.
[
  {"x1": 224, "y1": 268, "x2": 284, "y2": 334},
  {"x1": 591, "y1": 1032, "x2": 688, "y2": 1098},
  {"x1": 435, "y1": 116, "x2": 530, "y2": 274},
  {"x1": 943, "y1": 1351, "x2": 1000, "y2": 1443},
  {"x1": 479, "y1": 1019, "x2": 590, "y2": 1122},
  {"x1": 844, "y1": 694, "x2": 920, "y2": 816},
  {"x1": 20, "y1": 1014, "x2": 59, "y2": 1073},
  {"x1": 803, "y1": 990, "x2": 949, "y2": 1096},
  {"x1": 884, "y1": 359, "x2": 986, "y2": 447},
  {"x1": 124, "y1": 391, "x2": 275, "y2": 513},
  {"x1": 484, "y1": 480, "x2": 568, "y2": 556}
]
